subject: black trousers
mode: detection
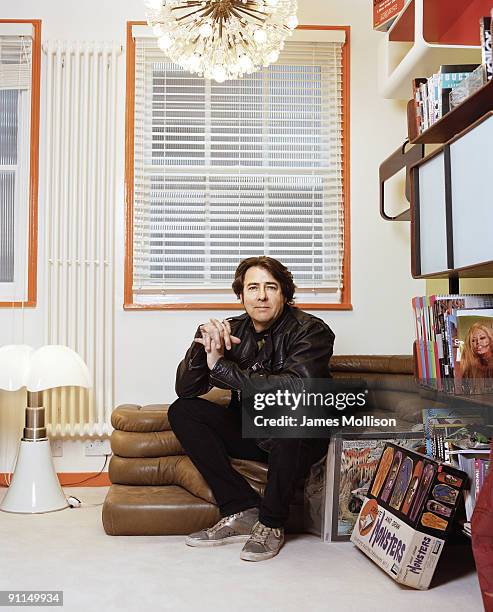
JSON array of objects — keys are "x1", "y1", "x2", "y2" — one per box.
[{"x1": 168, "y1": 397, "x2": 328, "y2": 528}]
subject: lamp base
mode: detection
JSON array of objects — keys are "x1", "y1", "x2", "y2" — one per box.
[{"x1": 0, "y1": 439, "x2": 68, "y2": 514}]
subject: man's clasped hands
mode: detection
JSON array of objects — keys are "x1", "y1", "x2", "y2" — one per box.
[{"x1": 194, "y1": 319, "x2": 242, "y2": 369}]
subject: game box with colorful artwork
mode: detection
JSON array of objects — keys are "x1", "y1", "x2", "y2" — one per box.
[
  {"x1": 322, "y1": 432, "x2": 424, "y2": 541},
  {"x1": 351, "y1": 442, "x2": 467, "y2": 589}
]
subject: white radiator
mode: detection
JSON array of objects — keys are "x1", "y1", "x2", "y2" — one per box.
[{"x1": 42, "y1": 41, "x2": 121, "y2": 437}]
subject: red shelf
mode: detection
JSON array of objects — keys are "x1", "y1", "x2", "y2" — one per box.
[{"x1": 390, "y1": 0, "x2": 492, "y2": 45}]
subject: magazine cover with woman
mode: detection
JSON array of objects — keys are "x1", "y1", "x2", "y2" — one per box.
[{"x1": 453, "y1": 308, "x2": 493, "y2": 394}]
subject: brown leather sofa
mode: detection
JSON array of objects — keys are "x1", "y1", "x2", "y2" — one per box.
[{"x1": 102, "y1": 354, "x2": 426, "y2": 536}]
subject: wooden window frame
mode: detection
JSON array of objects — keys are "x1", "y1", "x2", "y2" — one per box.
[
  {"x1": 124, "y1": 22, "x2": 351, "y2": 311},
  {"x1": 0, "y1": 19, "x2": 41, "y2": 308}
]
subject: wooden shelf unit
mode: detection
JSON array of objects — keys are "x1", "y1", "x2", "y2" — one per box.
[
  {"x1": 388, "y1": 2, "x2": 493, "y2": 413},
  {"x1": 409, "y1": 77, "x2": 493, "y2": 144},
  {"x1": 409, "y1": 111, "x2": 493, "y2": 282}
]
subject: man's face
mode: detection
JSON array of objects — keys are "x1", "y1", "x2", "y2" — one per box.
[{"x1": 240, "y1": 266, "x2": 287, "y2": 332}]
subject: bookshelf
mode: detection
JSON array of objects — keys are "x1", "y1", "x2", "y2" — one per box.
[
  {"x1": 378, "y1": 0, "x2": 489, "y2": 99},
  {"x1": 409, "y1": 78, "x2": 493, "y2": 144},
  {"x1": 383, "y1": 6, "x2": 493, "y2": 422}
]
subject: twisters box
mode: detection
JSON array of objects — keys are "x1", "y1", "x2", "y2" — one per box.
[{"x1": 351, "y1": 442, "x2": 467, "y2": 589}]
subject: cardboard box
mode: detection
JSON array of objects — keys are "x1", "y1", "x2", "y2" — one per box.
[
  {"x1": 322, "y1": 432, "x2": 423, "y2": 541},
  {"x1": 351, "y1": 443, "x2": 467, "y2": 589},
  {"x1": 373, "y1": 0, "x2": 405, "y2": 32}
]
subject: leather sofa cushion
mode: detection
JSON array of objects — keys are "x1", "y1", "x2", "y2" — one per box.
[
  {"x1": 111, "y1": 387, "x2": 232, "y2": 433},
  {"x1": 112, "y1": 404, "x2": 170, "y2": 432},
  {"x1": 111, "y1": 430, "x2": 183, "y2": 458},
  {"x1": 102, "y1": 483, "x2": 304, "y2": 536},
  {"x1": 109, "y1": 455, "x2": 268, "y2": 503},
  {"x1": 109, "y1": 455, "x2": 215, "y2": 503},
  {"x1": 102, "y1": 484, "x2": 220, "y2": 536}
]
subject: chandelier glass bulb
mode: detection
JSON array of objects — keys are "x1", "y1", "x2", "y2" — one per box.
[{"x1": 146, "y1": 0, "x2": 298, "y2": 82}]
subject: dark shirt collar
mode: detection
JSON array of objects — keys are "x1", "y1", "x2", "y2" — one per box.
[{"x1": 248, "y1": 304, "x2": 291, "y2": 337}]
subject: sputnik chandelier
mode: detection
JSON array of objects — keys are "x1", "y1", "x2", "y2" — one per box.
[{"x1": 145, "y1": 0, "x2": 299, "y2": 82}]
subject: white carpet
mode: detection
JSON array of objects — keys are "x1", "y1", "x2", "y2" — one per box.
[{"x1": 0, "y1": 487, "x2": 484, "y2": 612}]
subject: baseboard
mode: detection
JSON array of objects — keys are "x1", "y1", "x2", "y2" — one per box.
[{"x1": 0, "y1": 472, "x2": 110, "y2": 487}]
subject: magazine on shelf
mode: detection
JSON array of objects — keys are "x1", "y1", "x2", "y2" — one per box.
[
  {"x1": 452, "y1": 308, "x2": 493, "y2": 394},
  {"x1": 412, "y1": 294, "x2": 493, "y2": 392}
]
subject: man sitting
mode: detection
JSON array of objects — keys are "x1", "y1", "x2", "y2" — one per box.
[{"x1": 168, "y1": 256, "x2": 335, "y2": 561}]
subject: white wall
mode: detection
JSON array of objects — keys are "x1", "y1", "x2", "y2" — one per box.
[{"x1": 0, "y1": 1, "x2": 425, "y2": 469}]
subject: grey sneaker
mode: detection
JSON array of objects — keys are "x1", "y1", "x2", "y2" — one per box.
[
  {"x1": 240, "y1": 521, "x2": 284, "y2": 561},
  {"x1": 185, "y1": 507, "x2": 258, "y2": 547}
]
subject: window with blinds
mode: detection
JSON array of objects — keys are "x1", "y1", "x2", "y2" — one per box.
[
  {"x1": 130, "y1": 28, "x2": 347, "y2": 307},
  {"x1": 0, "y1": 24, "x2": 38, "y2": 305}
]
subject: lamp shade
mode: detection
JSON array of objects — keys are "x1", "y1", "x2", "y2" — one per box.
[
  {"x1": 26, "y1": 345, "x2": 91, "y2": 391},
  {"x1": 0, "y1": 344, "x2": 91, "y2": 392},
  {"x1": 0, "y1": 345, "x2": 35, "y2": 391}
]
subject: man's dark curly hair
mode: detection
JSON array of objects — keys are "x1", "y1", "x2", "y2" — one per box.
[{"x1": 232, "y1": 257, "x2": 296, "y2": 305}]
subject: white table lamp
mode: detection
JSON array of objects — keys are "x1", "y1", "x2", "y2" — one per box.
[{"x1": 0, "y1": 345, "x2": 91, "y2": 513}]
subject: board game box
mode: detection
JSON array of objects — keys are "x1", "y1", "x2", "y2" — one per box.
[{"x1": 350, "y1": 442, "x2": 467, "y2": 589}]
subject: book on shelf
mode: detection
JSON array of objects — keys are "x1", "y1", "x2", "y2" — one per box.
[
  {"x1": 480, "y1": 16, "x2": 492, "y2": 81},
  {"x1": 449, "y1": 64, "x2": 487, "y2": 111},
  {"x1": 455, "y1": 451, "x2": 491, "y2": 521},
  {"x1": 372, "y1": 0, "x2": 405, "y2": 32},
  {"x1": 412, "y1": 294, "x2": 493, "y2": 393},
  {"x1": 407, "y1": 17, "x2": 493, "y2": 136},
  {"x1": 421, "y1": 407, "x2": 487, "y2": 461},
  {"x1": 322, "y1": 432, "x2": 424, "y2": 542},
  {"x1": 411, "y1": 77, "x2": 428, "y2": 137},
  {"x1": 410, "y1": 69, "x2": 477, "y2": 136}
]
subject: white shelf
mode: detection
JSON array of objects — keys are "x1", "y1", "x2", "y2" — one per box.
[
  {"x1": 448, "y1": 449, "x2": 491, "y2": 455},
  {"x1": 378, "y1": 0, "x2": 483, "y2": 99}
]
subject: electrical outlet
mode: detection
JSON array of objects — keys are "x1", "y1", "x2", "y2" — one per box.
[
  {"x1": 50, "y1": 439, "x2": 63, "y2": 457},
  {"x1": 84, "y1": 439, "x2": 111, "y2": 456}
]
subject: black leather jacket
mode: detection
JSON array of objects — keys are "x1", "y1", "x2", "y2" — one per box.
[{"x1": 175, "y1": 305, "x2": 335, "y2": 400}]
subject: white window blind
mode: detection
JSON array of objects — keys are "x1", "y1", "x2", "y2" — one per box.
[
  {"x1": 132, "y1": 35, "x2": 345, "y2": 305},
  {"x1": 0, "y1": 35, "x2": 32, "y2": 293}
]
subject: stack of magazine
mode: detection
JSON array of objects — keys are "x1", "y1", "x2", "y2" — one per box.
[
  {"x1": 412, "y1": 294, "x2": 493, "y2": 394},
  {"x1": 421, "y1": 406, "x2": 491, "y2": 535}
]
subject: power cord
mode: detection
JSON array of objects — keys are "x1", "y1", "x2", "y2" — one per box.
[
  {"x1": 63, "y1": 454, "x2": 112, "y2": 509},
  {"x1": 62, "y1": 453, "x2": 111, "y2": 487},
  {"x1": 66, "y1": 495, "x2": 105, "y2": 509}
]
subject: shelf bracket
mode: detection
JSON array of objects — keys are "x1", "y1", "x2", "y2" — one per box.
[{"x1": 379, "y1": 139, "x2": 425, "y2": 221}]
